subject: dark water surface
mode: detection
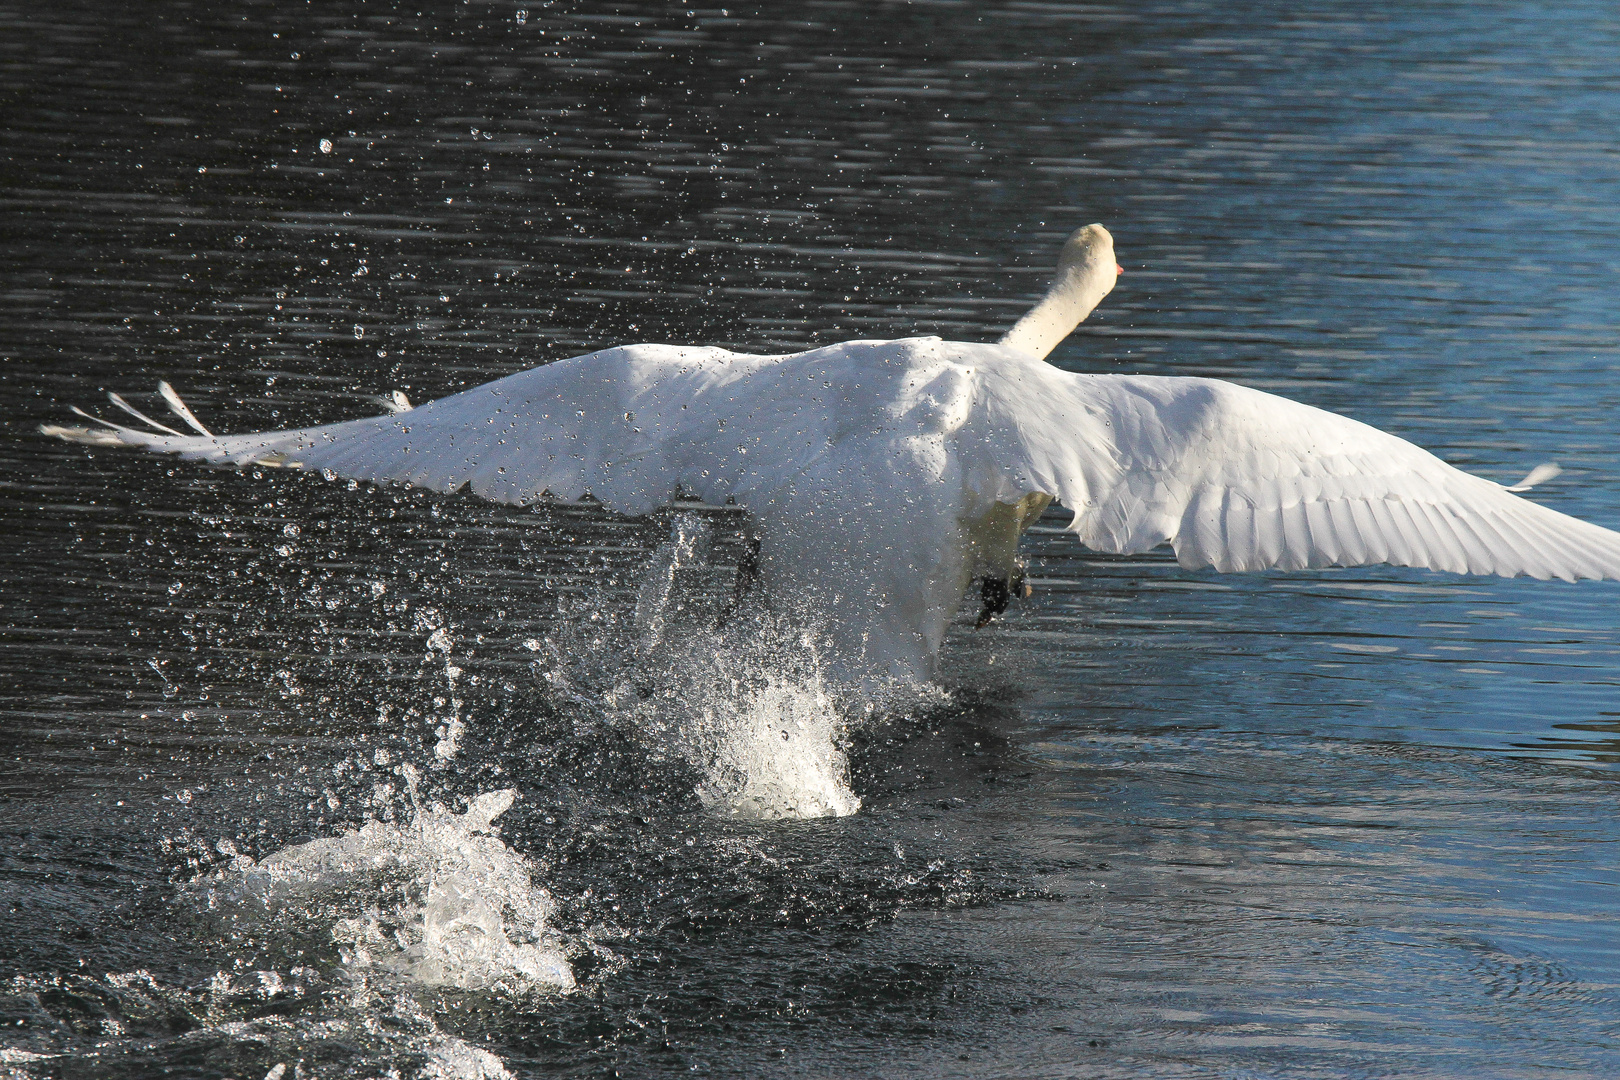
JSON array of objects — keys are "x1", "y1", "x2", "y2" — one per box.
[{"x1": 4, "y1": 2, "x2": 1620, "y2": 1077}]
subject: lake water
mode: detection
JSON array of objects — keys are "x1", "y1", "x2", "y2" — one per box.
[{"x1": 4, "y1": 2, "x2": 1619, "y2": 1077}]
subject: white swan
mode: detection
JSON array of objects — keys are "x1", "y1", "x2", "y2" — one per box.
[{"x1": 44, "y1": 224, "x2": 1620, "y2": 682}]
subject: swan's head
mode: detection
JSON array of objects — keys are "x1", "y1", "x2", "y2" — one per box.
[
  {"x1": 998, "y1": 222, "x2": 1121, "y2": 361},
  {"x1": 1055, "y1": 223, "x2": 1121, "y2": 290}
]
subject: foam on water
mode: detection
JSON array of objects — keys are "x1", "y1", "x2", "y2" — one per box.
[{"x1": 205, "y1": 789, "x2": 574, "y2": 995}]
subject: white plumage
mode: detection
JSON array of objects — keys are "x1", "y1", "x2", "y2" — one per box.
[{"x1": 44, "y1": 224, "x2": 1620, "y2": 682}]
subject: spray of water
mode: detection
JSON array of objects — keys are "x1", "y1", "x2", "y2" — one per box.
[
  {"x1": 530, "y1": 511, "x2": 875, "y2": 820},
  {"x1": 203, "y1": 789, "x2": 574, "y2": 995},
  {"x1": 49, "y1": 506, "x2": 895, "y2": 1077}
]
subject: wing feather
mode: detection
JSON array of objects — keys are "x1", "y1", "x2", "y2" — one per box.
[
  {"x1": 1279, "y1": 498, "x2": 1314, "y2": 570},
  {"x1": 1443, "y1": 501, "x2": 1502, "y2": 575},
  {"x1": 41, "y1": 340, "x2": 953, "y2": 525},
  {"x1": 42, "y1": 345, "x2": 779, "y2": 516},
  {"x1": 1401, "y1": 499, "x2": 1458, "y2": 574},
  {"x1": 974, "y1": 366, "x2": 1620, "y2": 581},
  {"x1": 1302, "y1": 498, "x2": 1342, "y2": 566},
  {"x1": 43, "y1": 339, "x2": 1620, "y2": 584},
  {"x1": 1323, "y1": 499, "x2": 1367, "y2": 565}
]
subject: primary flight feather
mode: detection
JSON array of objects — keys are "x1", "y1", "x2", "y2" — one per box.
[{"x1": 44, "y1": 224, "x2": 1620, "y2": 681}]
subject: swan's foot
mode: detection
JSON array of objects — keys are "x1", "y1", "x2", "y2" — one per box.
[
  {"x1": 714, "y1": 535, "x2": 764, "y2": 628},
  {"x1": 975, "y1": 562, "x2": 1032, "y2": 628}
]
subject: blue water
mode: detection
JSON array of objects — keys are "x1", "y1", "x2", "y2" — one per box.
[{"x1": 3, "y1": 2, "x2": 1618, "y2": 1076}]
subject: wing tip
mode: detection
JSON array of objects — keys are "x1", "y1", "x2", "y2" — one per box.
[
  {"x1": 40, "y1": 422, "x2": 125, "y2": 447},
  {"x1": 1505, "y1": 462, "x2": 1562, "y2": 493},
  {"x1": 158, "y1": 380, "x2": 215, "y2": 436}
]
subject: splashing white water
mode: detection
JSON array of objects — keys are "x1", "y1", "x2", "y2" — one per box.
[
  {"x1": 530, "y1": 511, "x2": 868, "y2": 820},
  {"x1": 550, "y1": 619, "x2": 864, "y2": 820},
  {"x1": 632, "y1": 511, "x2": 714, "y2": 653},
  {"x1": 209, "y1": 790, "x2": 574, "y2": 994},
  {"x1": 419, "y1": 1034, "x2": 515, "y2": 1080},
  {"x1": 3, "y1": 962, "x2": 522, "y2": 1080},
  {"x1": 689, "y1": 669, "x2": 861, "y2": 820},
  {"x1": 424, "y1": 622, "x2": 468, "y2": 763}
]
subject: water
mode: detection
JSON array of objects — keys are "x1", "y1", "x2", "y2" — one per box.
[{"x1": 4, "y1": 1, "x2": 1620, "y2": 1076}]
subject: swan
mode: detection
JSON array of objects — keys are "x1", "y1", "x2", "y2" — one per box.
[{"x1": 44, "y1": 224, "x2": 1620, "y2": 682}]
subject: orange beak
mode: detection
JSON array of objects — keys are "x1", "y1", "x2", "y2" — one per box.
[{"x1": 1116, "y1": 264, "x2": 1124, "y2": 275}]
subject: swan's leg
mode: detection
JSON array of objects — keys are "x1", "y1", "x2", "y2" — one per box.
[
  {"x1": 974, "y1": 555, "x2": 1035, "y2": 627},
  {"x1": 976, "y1": 574, "x2": 1010, "y2": 628},
  {"x1": 714, "y1": 534, "x2": 764, "y2": 629},
  {"x1": 968, "y1": 493, "x2": 1050, "y2": 627},
  {"x1": 734, "y1": 535, "x2": 762, "y2": 602}
]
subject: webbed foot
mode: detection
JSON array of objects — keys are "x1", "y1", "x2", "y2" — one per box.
[{"x1": 975, "y1": 561, "x2": 1032, "y2": 628}]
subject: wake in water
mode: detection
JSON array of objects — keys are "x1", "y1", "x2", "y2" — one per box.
[
  {"x1": 43, "y1": 788, "x2": 574, "y2": 1078},
  {"x1": 4, "y1": 779, "x2": 553, "y2": 1079},
  {"x1": 0, "y1": 496, "x2": 1007, "y2": 1079}
]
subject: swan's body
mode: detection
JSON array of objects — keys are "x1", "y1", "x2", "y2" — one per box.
[{"x1": 45, "y1": 225, "x2": 1620, "y2": 682}]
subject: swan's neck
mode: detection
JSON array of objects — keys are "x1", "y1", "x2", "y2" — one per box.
[{"x1": 997, "y1": 224, "x2": 1117, "y2": 361}]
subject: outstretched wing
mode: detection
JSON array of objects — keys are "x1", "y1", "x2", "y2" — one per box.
[
  {"x1": 970, "y1": 365, "x2": 1620, "y2": 581},
  {"x1": 42, "y1": 345, "x2": 822, "y2": 518},
  {"x1": 44, "y1": 340, "x2": 1620, "y2": 584}
]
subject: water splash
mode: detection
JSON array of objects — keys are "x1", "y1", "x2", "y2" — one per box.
[
  {"x1": 632, "y1": 511, "x2": 714, "y2": 653},
  {"x1": 425, "y1": 623, "x2": 467, "y2": 763},
  {"x1": 205, "y1": 790, "x2": 574, "y2": 994},
  {"x1": 76, "y1": 800, "x2": 545, "y2": 1074},
  {"x1": 539, "y1": 515, "x2": 866, "y2": 820},
  {"x1": 686, "y1": 666, "x2": 862, "y2": 820},
  {"x1": 419, "y1": 1035, "x2": 515, "y2": 1079},
  {"x1": 0, "y1": 963, "x2": 521, "y2": 1080}
]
